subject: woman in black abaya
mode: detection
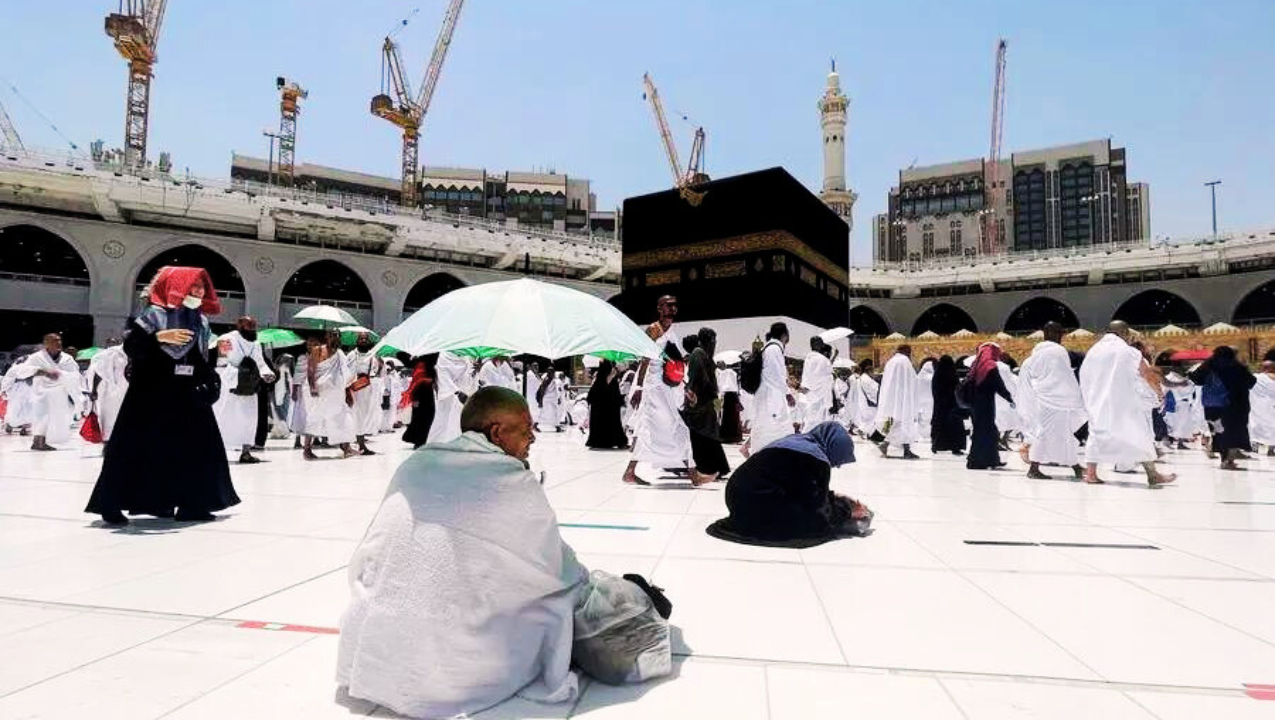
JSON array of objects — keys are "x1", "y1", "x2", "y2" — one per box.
[
  {"x1": 930, "y1": 355, "x2": 967, "y2": 454},
  {"x1": 963, "y1": 343, "x2": 1014, "y2": 470},
  {"x1": 707, "y1": 421, "x2": 872, "y2": 548},
  {"x1": 585, "y1": 359, "x2": 628, "y2": 449},
  {"x1": 1189, "y1": 346, "x2": 1256, "y2": 470},
  {"x1": 400, "y1": 354, "x2": 438, "y2": 449},
  {"x1": 681, "y1": 328, "x2": 731, "y2": 478},
  {"x1": 85, "y1": 266, "x2": 239, "y2": 526}
]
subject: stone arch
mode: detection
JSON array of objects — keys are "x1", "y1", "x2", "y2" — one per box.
[
  {"x1": 1231, "y1": 280, "x2": 1274, "y2": 325},
  {"x1": 280, "y1": 259, "x2": 373, "y2": 306},
  {"x1": 0, "y1": 223, "x2": 91, "y2": 285},
  {"x1": 1112, "y1": 289, "x2": 1201, "y2": 328},
  {"x1": 911, "y1": 303, "x2": 978, "y2": 336},
  {"x1": 1004, "y1": 297, "x2": 1081, "y2": 334},
  {"x1": 134, "y1": 243, "x2": 246, "y2": 298},
  {"x1": 849, "y1": 305, "x2": 891, "y2": 337},
  {"x1": 403, "y1": 272, "x2": 467, "y2": 313}
]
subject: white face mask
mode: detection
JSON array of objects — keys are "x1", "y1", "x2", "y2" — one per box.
[{"x1": 182, "y1": 295, "x2": 202, "y2": 310}]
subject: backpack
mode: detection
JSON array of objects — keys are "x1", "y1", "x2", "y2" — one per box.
[
  {"x1": 739, "y1": 340, "x2": 780, "y2": 394},
  {"x1": 1200, "y1": 371, "x2": 1228, "y2": 408}
]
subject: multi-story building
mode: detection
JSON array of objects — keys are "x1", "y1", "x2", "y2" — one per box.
[
  {"x1": 231, "y1": 155, "x2": 598, "y2": 233},
  {"x1": 1127, "y1": 182, "x2": 1151, "y2": 241},
  {"x1": 879, "y1": 139, "x2": 1148, "y2": 264}
]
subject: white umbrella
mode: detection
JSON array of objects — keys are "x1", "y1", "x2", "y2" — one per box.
[
  {"x1": 582, "y1": 354, "x2": 602, "y2": 369},
  {"x1": 713, "y1": 350, "x2": 744, "y2": 364},
  {"x1": 833, "y1": 358, "x2": 856, "y2": 369},
  {"x1": 819, "y1": 327, "x2": 853, "y2": 344},
  {"x1": 381, "y1": 278, "x2": 660, "y2": 361},
  {"x1": 293, "y1": 305, "x2": 358, "y2": 327}
]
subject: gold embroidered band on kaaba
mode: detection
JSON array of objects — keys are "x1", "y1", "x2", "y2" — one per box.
[{"x1": 622, "y1": 231, "x2": 849, "y2": 286}]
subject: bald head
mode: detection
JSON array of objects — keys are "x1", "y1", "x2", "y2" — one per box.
[
  {"x1": 1107, "y1": 320, "x2": 1130, "y2": 338},
  {"x1": 461, "y1": 387, "x2": 536, "y2": 460},
  {"x1": 1043, "y1": 321, "x2": 1065, "y2": 343}
]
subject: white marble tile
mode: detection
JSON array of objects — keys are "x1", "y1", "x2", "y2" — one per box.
[
  {"x1": 767, "y1": 666, "x2": 964, "y2": 719},
  {"x1": 1126, "y1": 690, "x2": 1276, "y2": 720},
  {"x1": 572, "y1": 657, "x2": 768, "y2": 720}
]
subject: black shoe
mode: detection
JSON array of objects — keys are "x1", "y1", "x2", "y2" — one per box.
[
  {"x1": 903, "y1": 450, "x2": 920, "y2": 460},
  {"x1": 239, "y1": 453, "x2": 262, "y2": 464},
  {"x1": 101, "y1": 511, "x2": 129, "y2": 527},
  {"x1": 1027, "y1": 468, "x2": 1050, "y2": 480},
  {"x1": 360, "y1": 448, "x2": 377, "y2": 456},
  {"x1": 951, "y1": 450, "x2": 965, "y2": 456},
  {"x1": 175, "y1": 510, "x2": 216, "y2": 523}
]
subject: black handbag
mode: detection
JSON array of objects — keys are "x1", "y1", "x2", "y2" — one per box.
[
  {"x1": 623, "y1": 573, "x2": 672, "y2": 619},
  {"x1": 231, "y1": 358, "x2": 262, "y2": 396},
  {"x1": 194, "y1": 371, "x2": 222, "y2": 407}
]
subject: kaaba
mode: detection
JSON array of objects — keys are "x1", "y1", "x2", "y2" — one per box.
[{"x1": 618, "y1": 167, "x2": 849, "y2": 331}]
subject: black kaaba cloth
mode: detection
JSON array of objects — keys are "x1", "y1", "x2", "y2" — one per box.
[{"x1": 619, "y1": 167, "x2": 849, "y2": 329}]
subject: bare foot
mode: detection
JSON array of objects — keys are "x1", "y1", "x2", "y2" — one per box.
[
  {"x1": 303, "y1": 449, "x2": 318, "y2": 461},
  {"x1": 1082, "y1": 473, "x2": 1104, "y2": 484},
  {"x1": 739, "y1": 443, "x2": 751, "y2": 459},
  {"x1": 691, "y1": 471, "x2": 717, "y2": 487},
  {"x1": 622, "y1": 473, "x2": 651, "y2": 486},
  {"x1": 1019, "y1": 446, "x2": 1031, "y2": 464},
  {"x1": 1148, "y1": 473, "x2": 1177, "y2": 486}
]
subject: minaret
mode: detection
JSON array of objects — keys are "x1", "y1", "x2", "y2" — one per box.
[{"x1": 818, "y1": 60, "x2": 856, "y2": 226}]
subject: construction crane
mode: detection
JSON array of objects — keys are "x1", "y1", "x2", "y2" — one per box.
[
  {"x1": 982, "y1": 38, "x2": 1008, "y2": 255},
  {"x1": 642, "y1": 73, "x2": 708, "y2": 206},
  {"x1": 0, "y1": 100, "x2": 22, "y2": 151},
  {"x1": 104, "y1": 0, "x2": 169, "y2": 171},
  {"x1": 275, "y1": 77, "x2": 308, "y2": 187},
  {"x1": 371, "y1": 0, "x2": 466, "y2": 207}
]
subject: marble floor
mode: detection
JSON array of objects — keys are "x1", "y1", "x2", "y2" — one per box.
[{"x1": 0, "y1": 428, "x2": 1273, "y2": 719}]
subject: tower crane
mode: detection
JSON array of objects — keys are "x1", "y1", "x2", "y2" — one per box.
[
  {"x1": 982, "y1": 38, "x2": 1008, "y2": 255},
  {"x1": 104, "y1": 0, "x2": 169, "y2": 171},
  {"x1": 642, "y1": 73, "x2": 708, "y2": 206},
  {"x1": 0, "y1": 100, "x2": 22, "y2": 152},
  {"x1": 275, "y1": 77, "x2": 308, "y2": 187},
  {"x1": 371, "y1": 0, "x2": 466, "y2": 207}
]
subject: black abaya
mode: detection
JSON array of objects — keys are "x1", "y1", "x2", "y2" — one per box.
[
  {"x1": 401, "y1": 381, "x2": 435, "y2": 448},
  {"x1": 682, "y1": 347, "x2": 730, "y2": 476},
  {"x1": 586, "y1": 376, "x2": 628, "y2": 449},
  {"x1": 706, "y1": 448, "x2": 859, "y2": 548},
  {"x1": 719, "y1": 391, "x2": 743, "y2": 443},
  {"x1": 930, "y1": 367, "x2": 966, "y2": 453},
  {"x1": 86, "y1": 327, "x2": 239, "y2": 518},
  {"x1": 1190, "y1": 360, "x2": 1255, "y2": 454},
  {"x1": 966, "y1": 371, "x2": 1012, "y2": 470}
]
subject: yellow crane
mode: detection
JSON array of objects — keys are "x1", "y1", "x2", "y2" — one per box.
[
  {"x1": 275, "y1": 77, "x2": 308, "y2": 187},
  {"x1": 104, "y1": 0, "x2": 168, "y2": 170},
  {"x1": 642, "y1": 72, "x2": 708, "y2": 206},
  {"x1": 371, "y1": 0, "x2": 466, "y2": 207}
]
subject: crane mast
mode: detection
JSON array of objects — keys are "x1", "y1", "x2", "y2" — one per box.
[
  {"x1": 642, "y1": 72, "x2": 708, "y2": 206},
  {"x1": 275, "y1": 77, "x2": 308, "y2": 187},
  {"x1": 370, "y1": 0, "x2": 466, "y2": 207},
  {"x1": 983, "y1": 38, "x2": 1007, "y2": 255},
  {"x1": 0, "y1": 101, "x2": 22, "y2": 151},
  {"x1": 104, "y1": 0, "x2": 168, "y2": 171}
]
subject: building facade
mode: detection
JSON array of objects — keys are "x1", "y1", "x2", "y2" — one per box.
[
  {"x1": 880, "y1": 139, "x2": 1149, "y2": 264},
  {"x1": 231, "y1": 155, "x2": 599, "y2": 233}
]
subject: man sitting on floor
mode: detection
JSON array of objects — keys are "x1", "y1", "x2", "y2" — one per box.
[{"x1": 337, "y1": 386, "x2": 590, "y2": 718}]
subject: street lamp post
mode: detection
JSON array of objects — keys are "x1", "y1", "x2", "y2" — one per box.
[
  {"x1": 1204, "y1": 180, "x2": 1222, "y2": 236},
  {"x1": 262, "y1": 130, "x2": 281, "y2": 189}
]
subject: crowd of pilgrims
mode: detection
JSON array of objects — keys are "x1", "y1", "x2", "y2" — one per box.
[{"x1": 0, "y1": 276, "x2": 1275, "y2": 717}]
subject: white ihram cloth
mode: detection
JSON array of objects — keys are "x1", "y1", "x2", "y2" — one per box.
[
  {"x1": 852, "y1": 374, "x2": 880, "y2": 434},
  {"x1": 748, "y1": 341, "x2": 793, "y2": 452},
  {"x1": 994, "y1": 363, "x2": 1023, "y2": 433},
  {"x1": 87, "y1": 346, "x2": 129, "y2": 441},
  {"x1": 1079, "y1": 334, "x2": 1157, "y2": 464},
  {"x1": 1, "y1": 361, "x2": 34, "y2": 428},
  {"x1": 346, "y1": 349, "x2": 383, "y2": 437},
  {"x1": 478, "y1": 360, "x2": 519, "y2": 391},
  {"x1": 631, "y1": 326, "x2": 692, "y2": 465},
  {"x1": 521, "y1": 373, "x2": 541, "y2": 416},
  {"x1": 427, "y1": 353, "x2": 470, "y2": 444},
  {"x1": 874, "y1": 353, "x2": 918, "y2": 446},
  {"x1": 215, "y1": 331, "x2": 274, "y2": 449},
  {"x1": 13, "y1": 350, "x2": 81, "y2": 444},
  {"x1": 1019, "y1": 341, "x2": 1085, "y2": 466},
  {"x1": 338, "y1": 433, "x2": 589, "y2": 719},
  {"x1": 288, "y1": 356, "x2": 309, "y2": 436},
  {"x1": 380, "y1": 371, "x2": 401, "y2": 432},
  {"x1": 1248, "y1": 373, "x2": 1275, "y2": 446},
  {"x1": 304, "y1": 351, "x2": 356, "y2": 444},
  {"x1": 799, "y1": 351, "x2": 834, "y2": 432},
  {"x1": 915, "y1": 361, "x2": 935, "y2": 441},
  {"x1": 538, "y1": 373, "x2": 564, "y2": 429},
  {"x1": 1163, "y1": 375, "x2": 1202, "y2": 440}
]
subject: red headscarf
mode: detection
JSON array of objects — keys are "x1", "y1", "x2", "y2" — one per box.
[
  {"x1": 147, "y1": 266, "x2": 221, "y2": 316},
  {"x1": 969, "y1": 342, "x2": 1002, "y2": 385},
  {"x1": 400, "y1": 358, "x2": 435, "y2": 410}
]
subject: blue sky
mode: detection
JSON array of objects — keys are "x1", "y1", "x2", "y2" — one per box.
[{"x1": 3, "y1": 0, "x2": 1273, "y2": 264}]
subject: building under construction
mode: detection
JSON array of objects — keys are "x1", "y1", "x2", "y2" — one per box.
[{"x1": 873, "y1": 138, "x2": 1151, "y2": 265}]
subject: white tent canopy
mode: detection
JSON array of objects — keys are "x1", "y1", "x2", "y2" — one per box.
[{"x1": 1203, "y1": 322, "x2": 1239, "y2": 334}]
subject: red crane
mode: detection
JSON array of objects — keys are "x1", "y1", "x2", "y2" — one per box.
[{"x1": 983, "y1": 38, "x2": 1007, "y2": 255}]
